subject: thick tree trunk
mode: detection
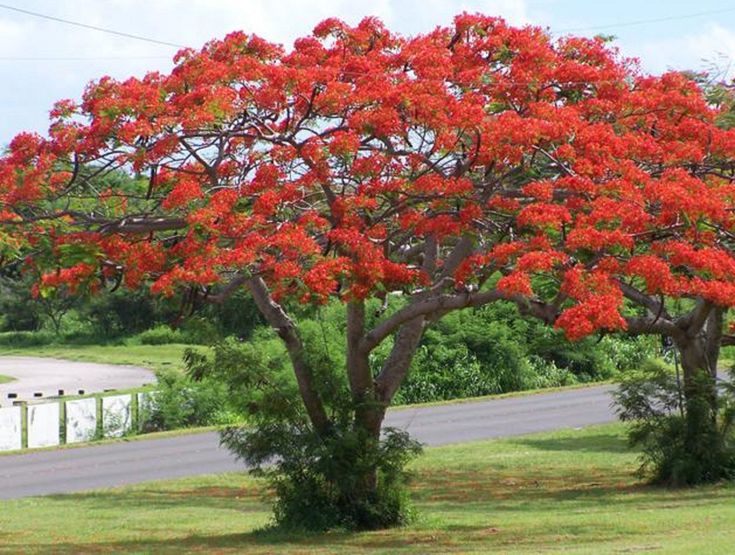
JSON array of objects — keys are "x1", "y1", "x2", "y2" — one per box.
[
  {"x1": 674, "y1": 322, "x2": 720, "y2": 430},
  {"x1": 346, "y1": 301, "x2": 383, "y2": 439},
  {"x1": 345, "y1": 302, "x2": 427, "y2": 497}
]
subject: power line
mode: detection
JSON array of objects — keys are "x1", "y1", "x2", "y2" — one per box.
[
  {"x1": 0, "y1": 56, "x2": 170, "y2": 61},
  {"x1": 555, "y1": 6, "x2": 735, "y2": 33},
  {"x1": 0, "y1": 3, "x2": 185, "y2": 48}
]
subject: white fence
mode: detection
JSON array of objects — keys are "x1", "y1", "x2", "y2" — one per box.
[
  {"x1": 0, "y1": 391, "x2": 145, "y2": 452},
  {"x1": 65, "y1": 398, "x2": 97, "y2": 444},
  {"x1": 0, "y1": 406, "x2": 21, "y2": 450},
  {"x1": 27, "y1": 403, "x2": 60, "y2": 448}
]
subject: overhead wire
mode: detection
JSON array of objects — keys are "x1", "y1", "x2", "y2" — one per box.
[
  {"x1": 0, "y1": 56, "x2": 170, "y2": 61},
  {"x1": 555, "y1": 6, "x2": 735, "y2": 33},
  {"x1": 0, "y1": 3, "x2": 732, "y2": 61},
  {"x1": 0, "y1": 3, "x2": 186, "y2": 48}
]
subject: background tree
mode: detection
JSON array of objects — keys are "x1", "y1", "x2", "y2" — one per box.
[{"x1": 2, "y1": 14, "x2": 734, "y2": 524}]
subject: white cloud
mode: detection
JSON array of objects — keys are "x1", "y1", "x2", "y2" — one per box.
[{"x1": 629, "y1": 23, "x2": 735, "y2": 78}]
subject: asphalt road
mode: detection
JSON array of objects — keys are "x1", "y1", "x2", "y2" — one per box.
[
  {"x1": 0, "y1": 357, "x2": 154, "y2": 406},
  {"x1": 0, "y1": 384, "x2": 617, "y2": 499}
]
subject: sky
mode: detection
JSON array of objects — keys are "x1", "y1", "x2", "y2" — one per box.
[{"x1": 1, "y1": 0, "x2": 735, "y2": 145}]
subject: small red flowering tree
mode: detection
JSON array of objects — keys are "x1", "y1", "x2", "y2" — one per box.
[{"x1": 2, "y1": 14, "x2": 735, "y2": 517}]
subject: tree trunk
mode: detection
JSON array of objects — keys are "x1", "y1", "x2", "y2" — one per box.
[
  {"x1": 675, "y1": 330, "x2": 719, "y2": 432},
  {"x1": 346, "y1": 301, "x2": 383, "y2": 439}
]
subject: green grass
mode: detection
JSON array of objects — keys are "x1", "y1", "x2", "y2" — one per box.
[
  {"x1": 0, "y1": 344, "x2": 200, "y2": 374},
  {"x1": 0, "y1": 373, "x2": 15, "y2": 384},
  {"x1": 0, "y1": 423, "x2": 733, "y2": 554}
]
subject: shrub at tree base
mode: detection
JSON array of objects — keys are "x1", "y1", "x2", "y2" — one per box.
[
  {"x1": 187, "y1": 338, "x2": 421, "y2": 530},
  {"x1": 615, "y1": 361, "x2": 735, "y2": 486},
  {"x1": 222, "y1": 424, "x2": 421, "y2": 531}
]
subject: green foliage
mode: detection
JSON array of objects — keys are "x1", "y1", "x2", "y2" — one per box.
[
  {"x1": 0, "y1": 330, "x2": 56, "y2": 347},
  {"x1": 135, "y1": 325, "x2": 186, "y2": 345},
  {"x1": 222, "y1": 424, "x2": 421, "y2": 531},
  {"x1": 197, "y1": 292, "x2": 265, "y2": 338},
  {"x1": 179, "y1": 316, "x2": 222, "y2": 345},
  {"x1": 83, "y1": 289, "x2": 160, "y2": 337},
  {"x1": 0, "y1": 276, "x2": 42, "y2": 331},
  {"x1": 188, "y1": 334, "x2": 421, "y2": 531},
  {"x1": 615, "y1": 360, "x2": 735, "y2": 486},
  {"x1": 525, "y1": 355, "x2": 578, "y2": 389},
  {"x1": 134, "y1": 318, "x2": 223, "y2": 346},
  {"x1": 139, "y1": 370, "x2": 237, "y2": 431},
  {"x1": 385, "y1": 302, "x2": 653, "y2": 405},
  {"x1": 396, "y1": 343, "x2": 491, "y2": 404}
]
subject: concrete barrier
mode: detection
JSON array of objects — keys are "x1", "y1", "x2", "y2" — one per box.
[
  {"x1": 0, "y1": 406, "x2": 22, "y2": 451},
  {"x1": 0, "y1": 391, "x2": 147, "y2": 450},
  {"x1": 66, "y1": 398, "x2": 97, "y2": 444},
  {"x1": 102, "y1": 395, "x2": 132, "y2": 438},
  {"x1": 27, "y1": 402, "x2": 60, "y2": 448}
]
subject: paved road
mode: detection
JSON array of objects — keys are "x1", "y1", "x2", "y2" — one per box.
[
  {"x1": 0, "y1": 384, "x2": 617, "y2": 499},
  {"x1": 0, "y1": 357, "x2": 154, "y2": 407}
]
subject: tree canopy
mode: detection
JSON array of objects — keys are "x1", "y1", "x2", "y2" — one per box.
[{"x1": 2, "y1": 15, "x2": 734, "y2": 342}]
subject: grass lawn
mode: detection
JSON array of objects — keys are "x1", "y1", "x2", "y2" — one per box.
[
  {"x1": 0, "y1": 423, "x2": 733, "y2": 554},
  {"x1": 0, "y1": 374, "x2": 14, "y2": 384},
  {"x1": 0, "y1": 344, "x2": 199, "y2": 373}
]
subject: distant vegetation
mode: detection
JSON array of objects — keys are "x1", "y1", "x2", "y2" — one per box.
[{"x1": 0, "y1": 276, "x2": 656, "y2": 409}]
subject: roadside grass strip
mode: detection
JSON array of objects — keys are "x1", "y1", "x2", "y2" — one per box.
[{"x1": 1, "y1": 423, "x2": 733, "y2": 554}]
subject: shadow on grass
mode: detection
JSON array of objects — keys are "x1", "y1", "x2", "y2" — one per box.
[
  {"x1": 10, "y1": 525, "x2": 474, "y2": 554},
  {"x1": 11, "y1": 427, "x2": 734, "y2": 554},
  {"x1": 513, "y1": 431, "x2": 631, "y2": 454},
  {"x1": 45, "y1": 483, "x2": 268, "y2": 513},
  {"x1": 13, "y1": 475, "x2": 734, "y2": 554}
]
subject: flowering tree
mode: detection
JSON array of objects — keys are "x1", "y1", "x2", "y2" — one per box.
[{"x1": 2, "y1": 14, "x2": 735, "y2": 520}]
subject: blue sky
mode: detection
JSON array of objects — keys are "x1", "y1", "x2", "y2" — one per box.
[{"x1": 2, "y1": 0, "x2": 735, "y2": 145}]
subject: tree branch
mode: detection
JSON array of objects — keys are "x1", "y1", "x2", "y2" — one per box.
[
  {"x1": 247, "y1": 276, "x2": 330, "y2": 435},
  {"x1": 362, "y1": 289, "x2": 504, "y2": 353}
]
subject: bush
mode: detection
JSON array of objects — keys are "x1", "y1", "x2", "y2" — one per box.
[
  {"x1": 525, "y1": 355, "x2": 578, "y2": 389},
  {"x1": 0, "y1": 277, "x2": 42, "y2": 331},
  {"x1": 139, "y1": 370, "x2": 236, "y2": 431},
  {"x1": 614, "y1": 360, "x2": 735, "y2": 486},
  {"x1": 0, "y1": 331, "x2": 55, "y2": 347},
  {"x1": 197, "y1": 291, "x2": 265, "y2": 339},
  {"x1": 133, "y1": 319, "x2": 222, "y2": 346},
  {"x1": 223, "y1": 423, "x2": 421, "y2": 531},
  {"x1": 135, "y1": 325, "x2": 186, "y2": 345},
  {"x1": 179, "y1": 316, "x2": 221, "y2": 345},
  {"x1": 188, "y1": 335, "x2": 422, "y2": 531},
  {"x1": 84, "y1": 289, "x2": 160, "y2": 337},
  {"x1": 598, "y1": 335, "x2": 657, "y2": 372}
]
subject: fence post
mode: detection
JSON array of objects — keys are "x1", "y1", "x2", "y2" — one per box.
[
  {"x1": 95, "y1": 396, "x2": 103, "y2": 440},
  {"x1": 15, "y1": 401, "x2": 28, "y2": 449},
  {"x1": 59, "y1": 400, "x2": 66, "y2": 445}
]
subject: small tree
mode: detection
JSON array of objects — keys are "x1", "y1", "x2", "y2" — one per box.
[{"x1": 2, "y1": 15, "x2": 735, "y2": 524}]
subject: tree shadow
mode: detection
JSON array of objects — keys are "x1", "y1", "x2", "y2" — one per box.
[
  {"x1": 12, "y1": 475, "x2": 734, "y2": 554},
  {"x1": 45, "y1": 483, "x2": 268, "y2": 513},
  {"x1": 14, "y1": 525, "x2": 466, "y2": 554},
  {"x1": 513, "y1": 431, "x2": 631, "y2": 454}
]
